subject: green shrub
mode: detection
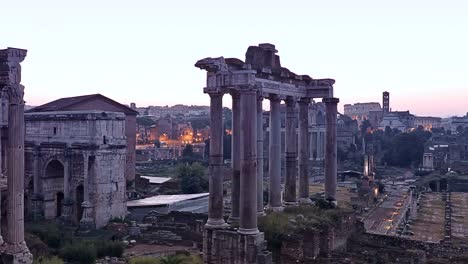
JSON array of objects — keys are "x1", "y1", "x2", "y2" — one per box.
[
  {"x1": 34, "y1": 256, "x2": 64, "y2": 264},
  {"x1": 94, "y1": 240, "x2": 124, "y2": 258},
  {"x1": 258, "y1": 213, "x2": 291, "y2": 250},
  {"x1": 159, "y1": 255, "x2": 184, "y2": 264},
  {"x1": 59, "y1": 242, "x2": 97, "y2": 264},
  {"x1": 26, "y1": 223, "x2": 63, "y2": 249},
  {"x1": 128, "y1": 256, "x2": 158, "y2": 264}
]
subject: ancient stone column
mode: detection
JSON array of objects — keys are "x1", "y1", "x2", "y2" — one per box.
[
  {"x1": 256, "y1": 96, "x2": 264, "y2": 215},
  {"x1": 62, "y1": 149, "x2": 73, "y2": 224},
  {"x1": 323, "y1": 97, "x2": 339, "y2": 202},
  {"x1": 0, "y1": 48, "x2": 28, "y2": 253},
  {"x1": 80, "y1": 152, "x2": 95, "y2": 231},
  {"x1": 229, "y1": 91, "x2": 241, "y2": 223},
  {"x1": 239, "y1": 88, "x2": 258, "y2": 234},
  {"x1": 206, "y1": 92, "x2": 227, "y2": 228},
  {"x1": 298, "y1": 98, "x2": 311, "y2": 203},
  {"x1": 268, "y1": 95, "x2": 282, "y2": 210},
  {"x1": 31, "y1": 147, "x2": 43, "y2": 221},
  {"x1": 284, "y1": 97, "x2": 297, "y2": 205}
]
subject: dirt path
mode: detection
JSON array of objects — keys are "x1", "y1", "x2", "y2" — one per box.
[{"x1": 124, "y1": 244, "x2": 196, "y2": 258}]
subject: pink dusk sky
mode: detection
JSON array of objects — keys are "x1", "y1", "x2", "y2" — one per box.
[{"x1": 2, "y1": 0, "x2": 467, "y2": 117}]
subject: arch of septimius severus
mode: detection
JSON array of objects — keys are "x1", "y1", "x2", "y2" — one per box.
[
  {"x1": 0, "y1": 48, "x2": 33, "y2": 264},
  {"x1": 196, "y1": 43, "x2": 339, "y2": 264}
]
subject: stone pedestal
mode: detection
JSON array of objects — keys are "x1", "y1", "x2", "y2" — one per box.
[
  {"x1": 60, "y1": 198, "x2": 74, "y2": 225},
  {"x1": 31, "y1": 194, "x2": 44, "y2": 221},
  {"x1": 79, "y1": 201, "x2": 95, "y2": 233},
  {"x1": 128, "y1": 221, "x2": 141, "y2": 237},
  {"x1": 0, "y1": 242, "x2": 33, "y2": 264},
  {"x1": 203, "y1": 228, "x2": 272, "y2": 264}
]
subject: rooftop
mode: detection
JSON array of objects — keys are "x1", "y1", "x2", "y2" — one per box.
[{"x1": 127, "y1": 193, "x2": 209, "y2": 208}]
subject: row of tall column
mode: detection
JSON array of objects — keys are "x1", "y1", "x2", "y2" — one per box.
[
  {"x1": 310, "y1": 131, "x2": 326, "y2": 161},
  {"x1": 205, "y1": 88, "x2": 339, "y2": 234}
]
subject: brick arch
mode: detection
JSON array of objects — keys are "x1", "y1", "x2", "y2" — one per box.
[{"x1": 41, "y1": 155, "x2": 65, "y2": 175}]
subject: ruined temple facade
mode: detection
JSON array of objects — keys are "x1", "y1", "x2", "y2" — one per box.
[
  {"x1": 24, "y1": 111, "x2": 127, "y2": 228},
  {"x1": 196, "y1": 44, "x2": 338, "y2": 263}
]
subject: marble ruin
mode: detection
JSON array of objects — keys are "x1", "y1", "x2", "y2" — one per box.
[
  {"x1": 196, "y1": 43, "x2": 339, "y2": 263},
  {"x1": 0, "y1": 48, "x2": 33, "y2": 264},
  {"x1": 23, "y1": 111, "x2": 128, "y2": 228},
  {"x1": 28, "y1": 94, "x2": 138, "y2": 190}
]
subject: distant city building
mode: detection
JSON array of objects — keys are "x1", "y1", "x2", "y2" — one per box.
[
  {"x1": 414, "y1": 116, "x2": 442, "y2": 131},
  {"x1": 344, "y1": 102, "x2": 382, "y2": 125},
  {"x1": 441, "y1": 114, "x2": 468, "y2": 132},
  {"x1": 138, "y1": 104, "x2": 210, "y2": 118},
  {"x1": 379, "y1": 113, "x2": 407, "y2": 131},
  {"x1": 382, "y1": 91, "x2": 390, "y2": 115}
]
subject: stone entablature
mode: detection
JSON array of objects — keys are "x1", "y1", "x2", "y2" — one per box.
[
  {"x1": 25, "y1": 111, "x2": 126, "y2": 146},
  {"x1": 24, "y1": 110, "x2": 127, "y2": 228}
]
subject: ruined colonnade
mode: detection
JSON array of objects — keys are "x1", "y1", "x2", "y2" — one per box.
[{"x1": 196, "y1": 44, "x2": 339, "y2": 236}]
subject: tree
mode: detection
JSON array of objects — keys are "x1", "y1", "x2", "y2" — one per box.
[
  {"x1": 159, "y1": 255, "x2": 184, "y2": 264},
  {"x1": 177, "y1": 162, "x2": 208, "y2": 194},
  {"x1": 360, "y1": 119, "x2": 371, "y2": 135},
  {"x1": 136, "y1": 116, "x2": 155, "y2": 127},
  {"x1": 182, "y1": 144, "x2": 194, "y2": 157},
  {"x1": 181, "y1": 144, "x2": 203, "y2": 163},
  {"x1": 190, "y1": 117, "x2": 210, "y2": 130},
  {"x1": 154, "y1": 140, "x2": 161, "y2": 148}
]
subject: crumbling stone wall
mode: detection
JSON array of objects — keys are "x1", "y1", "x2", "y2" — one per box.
[
  {"x1": 279, "y1": 214, "x2": 358, "y2": 263},
  {"x1": 139, "y1": 211, "x2": 207, "y2": 247}
]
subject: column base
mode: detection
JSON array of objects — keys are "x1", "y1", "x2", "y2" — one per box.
[
  {"x1": 78, "y1": 201, "x2": 95, "y2": 233},
  {"x1": 283, "y1": 201, "x2": 298, "y2": 207},
  {"x1": 204, "y1": 228, "x2": 272, "y2": 264},
  {"x1": 205, "y1": 218, "x2": 228, "y2": 229},
  {"x1": 238, "y1": 227, "x2": 260, "y2": 235},
  {"x1": 59, "y1": 199, "x2": 74, "y2": 225},
  {"x1": 0, "y1": 242, "x2": 33, "y2": 264},
  {"x1": 267, "y1": 205, "x2": 284, "y2": 212},
  {"x1": 31, "y1": 194, "x2": 44, "y2": 222},
  {"x1": 299, "y1": 198, "x2": 312, "y2": 204}
]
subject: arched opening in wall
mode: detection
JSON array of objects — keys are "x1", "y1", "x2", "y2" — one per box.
[
  {"x1": 56, "y1": 192, "x2": 64, "y2": 217},
  {"x1": 45, "y1": 160, "x2": 64, "y2": 178},
  {"x1": 44, "y1": 159, "x2": 65, "y2": 218},
  {"x1": 76, "y1": 185, "x2": 84, "y2": 223},
  {"x1": 429, "y1": 181, "x2": 437, "y2": 192}
]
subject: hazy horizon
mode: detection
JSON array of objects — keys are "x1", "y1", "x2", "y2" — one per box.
[{"x1": 2, "y1": 0, "x2": 467, "y2": 117}]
